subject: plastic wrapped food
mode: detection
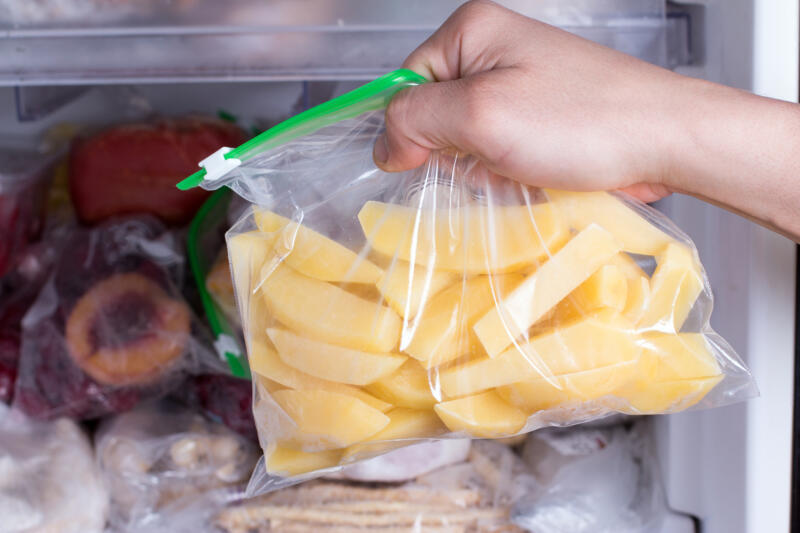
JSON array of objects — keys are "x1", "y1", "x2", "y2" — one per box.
[
  {"x1": 0, "y1": 142, "x2": 54, "y2": 279},
  {"x1": 178, "y1": 69, "x2": 756, "y2": 487},
  {"x1": 0, "y1": 405, "x2": 108, "y2": 533},
  {"x1": 513, "y1": 422, "x2": 665, "y2": 532},
  {"x1": 96, "y1": 400, "x2": 259, "y2": 530},
  {"x1": 69, "y1": 116, "x2": 246, "y2": 226},
  {"x1": 13, "y1": 216, "x2": 219, "y2": 420},
  {"x1": 179, "y1": 373, "x2": 258, "y2": 442},
  {"x1": 218, "y1": 439, "x2": 534, "y2": 532},
  {"x1": 0, "y1": 244, "x2": 57, "y2": 404}
]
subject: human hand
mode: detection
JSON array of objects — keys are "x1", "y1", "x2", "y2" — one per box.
[{"x1": 374, "y1": 0, "x2": 697, "y2": 202}]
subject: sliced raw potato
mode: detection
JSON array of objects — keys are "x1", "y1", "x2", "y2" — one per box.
[
  {"x1": 614, "y1": 333, "x2": 723, "y2": 413},
  {"x1": 343, "y1": 408, "x2": 446, "y2": 461},
  {"x1": 557, "y1": 264, "x2": 628, "y2": 321},
  {"x1": 267, "y1": 328, "x2": 406, "y2": 386},
  {"x1": 365, "y1": 360, "x2": 437, "y2": 409},
  {"x1": 260, "y1": 264, "x2": 401, "y2": 352},
  {"x1": 248, "y1": 338, "x2": 391, "y2": 412},
  {"x1": 443, "y1": 311, "x2": 640, "y2": 398},
  {"x1": 358, "y1": 201, "x2": 569, "y2": 274},
  {"x1": 265, "y1": 445, "x2": 342, "y2": 476},
  {"x1": 377, "y1": 261, "x2": 459, "y2": 318},
  {"x1": 254, "y1": 209, "x2": 382, "y2": 284},
  {"x1": 545, "y1": 189, "x2": 674, "y2": 255},
  {"x1": 434, "y1": 391, "x2": 526, "y2": 438},
  {"x1": 607, "y1": 253, "x2": 651, "y2": 323},
  {"x1": 272, "y1": 389, "x2": 390, "y2": 451},
  {"x1": 497, "y1": 360, "x2": 640, "y2": 413},
  {"x1": 637, "y1": 242, "x2": 703, "y2": 332},
  {"x1": 474, "y1": 224, "x2": 622, "y2": 357},
  {"x1": 227, "y1": 230, "x2": 279, "y2": 313},
  {"x1": 404, "y1": 274, "x2": 524, "y2": 368}
]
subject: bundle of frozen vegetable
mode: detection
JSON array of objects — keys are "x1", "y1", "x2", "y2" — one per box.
[{"x1": 180, "y1": 69, "x2": 755, "y2": 488}]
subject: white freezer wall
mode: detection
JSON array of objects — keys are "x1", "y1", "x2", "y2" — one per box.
[{"x1": 659, "y1": 1, "x2": 797, "y2": 532}]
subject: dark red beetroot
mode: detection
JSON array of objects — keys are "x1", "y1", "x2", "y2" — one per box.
[
  {"x1": 181, "y1": 374, "x2": 258, "y2": 442},
  {"x1": 69, "y1": 117, "x2": 247, "y2": 226}
]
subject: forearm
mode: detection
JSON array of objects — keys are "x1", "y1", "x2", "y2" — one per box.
[{"x1": 666, "y1": 77, "x2": 800, "y2": 241}]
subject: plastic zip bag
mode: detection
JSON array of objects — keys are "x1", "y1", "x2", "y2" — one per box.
[
  {"x1": 95, "y1": 400, "x2": 260, "y2": 531},
  {"x1": 179, "y1": 69, "x2": 756, "y2": 490},
  {"x1": 13, "y1": 216, "x2": 221, "y2": 420}
]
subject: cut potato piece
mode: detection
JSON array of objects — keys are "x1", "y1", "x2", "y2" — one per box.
[
  {"x1": 365, "y1": 360, "x2": 437, "y2": 409},
  {"x1": 474, "y1": 224, "x2": 622, "y2": 357},
  {"x1": 228, "y1": 230, "x2": 279, "y2": 313},
  {"x1": 545, "y1": 189, "x2": 674, "y2": 255},
  {"x1": 444, "y1": 312, "x2": 640, "y2": 398},
  {"x1": 260, "y1": 264, "x2": 401, "y2": 352},
  {"x1": 358, "y1": 201, "x2": 568, "y2": 274},
  {"x1": 557, "y1": 264, "x2": 628, "y2": 321},
  {"x1": 607, "y1": 253, "x2": 651, "y2": 323},
  {"x1": 272, "y1": 389, "x2": 390, "y2": 451},
  {"x1": 248, "y1": 338, "x2": 391, "y2": 412},
  {"x1": 265, "y1": 445, "x2": 342, "y2": 476},
  {"x1": 434, "y1": 391, "x2": 526, "y2": 438},
  {"x1": 267, "y1": 328, "x2": 406, "y2": 386},
  {"x1": 377, "y1": 261, "x2": 459, "y2": 318},
  {"x1": 343, "y1": 408, "x2": 446, "y2": 461},
  {"x1": 637, "y1": 242, "x2": 703, "y2": 332},
  {"x1": 404, "y1": 274, "x2": 524, "y2": 368},
  {"x1": 254, "y1": 209, "x2": 382, "y2": 284},
  {"x1": 614, "y1": 333, "x2": 722, "y2": 413},
  {"x1": 497, "y1": 360, "x2": 640, "y2": 413}
]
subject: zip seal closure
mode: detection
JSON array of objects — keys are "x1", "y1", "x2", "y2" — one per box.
[{"x1": 177, "y1": 68, "x2": 427, "y2": 191}]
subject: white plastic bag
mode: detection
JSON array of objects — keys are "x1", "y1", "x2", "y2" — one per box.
[
  {"x1": 0, "y1": 405, "x2": 108, "y2": 533},
  {"x1": 513, "y1": 421, "x2": 665, "y2": 532}
]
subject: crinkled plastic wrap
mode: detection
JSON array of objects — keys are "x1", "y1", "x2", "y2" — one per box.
[
  {"x1": 95, "y1": 400, "x2": 259, "y2": 531},
  {"x1": 12, "y1": 216, "x2": 221, "y2": 420},
  {"x1": 0, "y1": 405, "x2": 108, "y2": 533},
  {"x1": 191, "y1": 71, "x2": 756, "y2": 490},
  {"x1": 514, "y1": 421, "x2": 665, "y2": 532}
]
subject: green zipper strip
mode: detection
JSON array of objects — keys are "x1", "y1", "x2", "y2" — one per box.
[
  {"x1": 177, "y1": 68, "x2": 427, "y2": 191},
  {"x1": 186, "y1": 187, "x2": 250, "y2": 378}
]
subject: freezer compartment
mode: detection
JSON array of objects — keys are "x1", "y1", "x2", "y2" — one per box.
[{"x1": 0, "y1": 0, "x2": 673, "y2": 85}]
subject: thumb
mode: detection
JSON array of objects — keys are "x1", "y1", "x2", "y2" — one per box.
[{"x1": 373, "y1": 79, "x2": 471, "y2": 172}]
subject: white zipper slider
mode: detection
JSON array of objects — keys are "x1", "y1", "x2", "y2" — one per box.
[{"x1": 199, "y1": 147, "x2": 241, "y2": 182}]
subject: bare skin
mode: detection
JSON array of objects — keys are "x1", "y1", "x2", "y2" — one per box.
[{"x1": 374, "y1": 0, "x2": 800, "y2": 241}]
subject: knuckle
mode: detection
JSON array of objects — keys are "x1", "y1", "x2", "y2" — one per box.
[{"x1": 450, "y1": 0, "x2": 500, "y2": 31}]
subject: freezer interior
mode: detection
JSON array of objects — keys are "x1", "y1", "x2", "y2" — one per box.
[{"x1": 0, "y1": 1, "x2": 795, "y2": 532}]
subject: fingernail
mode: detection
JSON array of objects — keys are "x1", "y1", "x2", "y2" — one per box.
[{"x1": 373, "y1": 133, "x2": 389, "y2": 166}]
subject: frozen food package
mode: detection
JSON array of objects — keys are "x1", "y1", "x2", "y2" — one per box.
[
  {"x1": 0, "y1": 141, "x2": 55, "y2": 280},
  {"x1": 95, "y1": 400, "x2": 259, "y2": 531},
  {"x1": 0, "y1": 242, "x2": 58, "y2": 404},
  {"x1": 514, "y1": 421, "x2": 665, "y2": 532},
  {"x1": 12, "y1": 216, "x2": 221, "y2": 420},
  {"x1": 220, "y1": 439, "x2": 535, "y2": 532},
  {"x1": 177, "y1": 69, "x2": 756, "y2": 489},
  {"x1": 0, "y1": 405, "x2": 108, "y2": 533},
  {"x1": 179, "y1": 373, "x2": 259, "y2": 442},
  {"x1": 69, "y1": 115, "x2": 246, "y2": 226}
]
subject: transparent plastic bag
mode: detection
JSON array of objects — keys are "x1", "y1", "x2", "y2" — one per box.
[
  {"x1": 180, "y1": 69, "x2": 756, "y2": 490},
  {"x1": 12, "y1": 216, "x2": 221, "y2": 420},
  {"x1": 0, "y1": 405, "x2": 108, "y2": 533},
  {"x1": 95, "y1": 400, "x2": 259, "y2": 531},
  {"x1": 513, "y1": 421, "x2": 666, "y2": 532},
  {"x1": 220, "y1": 439, "x2": 534, "y2": 532}
]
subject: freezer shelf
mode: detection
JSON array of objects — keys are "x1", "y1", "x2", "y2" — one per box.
[{"x1": 0, "y1": 0, "x2": 670, "y2": 85}]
